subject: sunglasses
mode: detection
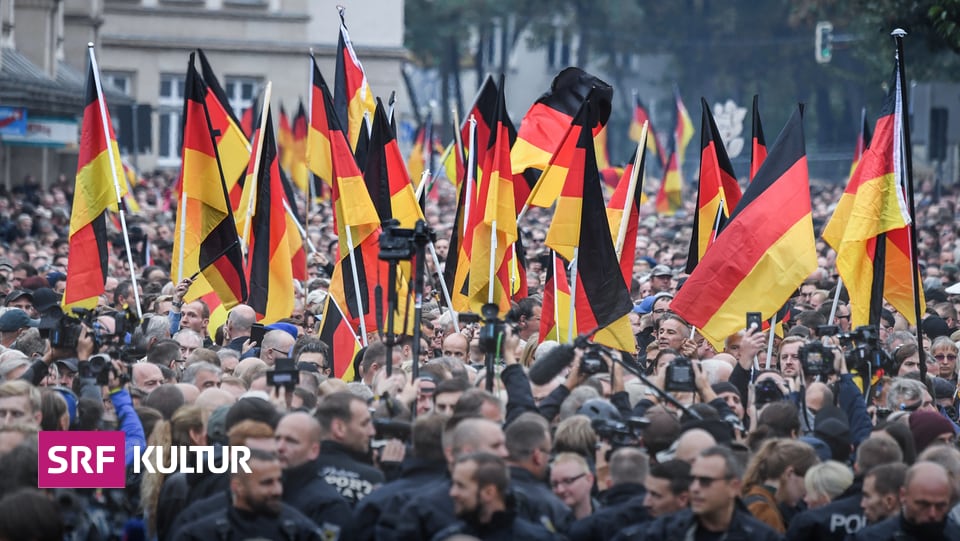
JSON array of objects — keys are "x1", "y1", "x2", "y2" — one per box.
[
  {"x1": 690, "y1": 475, "x2": 732, "y2": 488},
  {"x1": 934, "y1": 354, "x2": 958, "y2": 362}
]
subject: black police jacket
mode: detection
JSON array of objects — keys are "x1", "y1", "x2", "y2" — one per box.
[
  {"x1": 164, "y1": 491, "x2": 227, "y2": 541},
  {"x1": 852, "y1": 513, "x2": 960, "y2": 541},
  {"x1": 509, "y1": 465, "x2": 573, "y2": 533},
  {"x1": 315, "y1": 440, "x2": 385, "y2": 506},
  {"x1": 431, "y1": 507, "x2": 560, "y2": 541},
  {"x1": 352, "y1": 457, "x2": 449, "y2": 541},
  {"x1": 283, "y1": 457, "x2": 355, "y2": 540},
  {"x1": 176, "y1": 503, "x2": 325, "y2": 541},
  {"x1": 568, "y1": 482, "x2": 651, "y2": 541},
  {"x1": 784, "y1": 479, "x2": 865, "y2": 541},
  {"x1": 618, "y1": 507, "x2": 783, "y2": 541},
  {"x1": 391, "y1": 478, "x2": 457, "y2": 541}
]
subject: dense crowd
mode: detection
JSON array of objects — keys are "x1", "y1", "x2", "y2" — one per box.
[{"x1": 0, "y1": 168, "x2": 957, "y2": 541}]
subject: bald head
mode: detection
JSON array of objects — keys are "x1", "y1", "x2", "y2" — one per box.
[
  {"x1": 196, "y1": 387, "x2": 236, "y2": 417},
  {"x1": 805, "y1": 382, "x2": 833, "y2": 413},
  {"x1": 448, "y1": 418, "x2": 508, "y2": 461},
  {"x1": 902, "y1": 461, "x2": 952, "y2": 524},
  {"x1": 275, "y1": 411, "x2": 322, "y2": 468},
  {"x1": 442, "y1": 333, "x2": 469, "y2": 360},
  {"x1": 176, "y1": 383, "x2": 200, "y2": 404},
  {"x1": 675, "y1": 429, "x2": 717, "y2": 463},
  {"x1": 227, "y1": 304, "x2": 256, "y2": 336},
  {"x1": 132, "y1": 362, "x2": 163, "y2": 394}
]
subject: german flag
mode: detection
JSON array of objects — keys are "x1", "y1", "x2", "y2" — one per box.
[
  {"x1": 654, "y1": 151, "x2": 681, "y2": 215},
  {"x1": 606, "y1": 134, "x2": 647, "y2": 287},
  {"x1": 278, "y1": 165, "x2": 307, "y2": 283},
  {"x1": 750, "y1": 95, "x2": 767, "y2": 182},
  {"x1": 512, "y1": 67, "x2": 613, "y2": 175},
  {"x1": 686, "y1": 98, "x2": 742, "y2": 273},
  {"x1": 822, "y1": 66, "x2": 919, "y2": 327},
  {"x1": 544, "y1": 95, "x2": 634, "y2": 351},
  {"x1": 674, "y1": 87, "x2": 695, "y2": 167},
  {"x1": 539, "y1": 252, "x2": 573, "y2": 343},
  {"x1": 595, "y1": 124, "x2": 611, "y2": 171},
  {"x1": 63, "y1": 50, "x2": 126, "y2": 313},
  {"x1": 307, "y1": 57, "x2": 333, "y2": 187},
  {"x1": 408, "y1": 113, "x2": 429, "y2": 183},
  {"x1": 244, "y1": 105, "x2": 294, "y2": 323},
  {"x1": 849, "y1": 107, "x2": 873, "y2": 181},
  {"x1": 354, "y1": 115, "x2": 371, "y2": 174},
  {"x1": 461, "y1": 76, "x2": 499, "y2": 177},
  {"x1": 446, "y1": 121, "x2": 479, "y2": 312},
  {"x1": 196, "y1": 50, "x2": 252, "y2": 211},
  {"x1": 318, "y1": 295, "x2": 363, "y2": 381},
  {"x1": 171, "y1": 56, "x2": 247, "y2": 313},
  {"x1": 468, "y1": 76, "x2": 518, "y2": 315},
  {"x1": 240, "y1": 106, "x2": 255, "y2": 139},
  {"x1": 364, "y1": 99, "x2": 424, "y2": 228},
  {"x1": 334, "y1": 7, "x2": 376, "y2": 150},
  {"x1": 630, "y1": 95, "x2": 666, "y2": 167},
  {"x1": 288, "y1": 101, "x2": 310, "y2": 194},
  {"x1": 670, "y1": 107, "x2": 816, "y2": 345}
]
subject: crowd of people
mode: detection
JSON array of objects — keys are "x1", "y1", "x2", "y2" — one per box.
[{"x1": 0, "y1": 168, "x2": 957, "y2": 541}]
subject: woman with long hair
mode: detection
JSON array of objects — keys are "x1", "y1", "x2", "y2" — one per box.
[{"x1": 741, "y1": 438, "x2": 819, "y2": 533}]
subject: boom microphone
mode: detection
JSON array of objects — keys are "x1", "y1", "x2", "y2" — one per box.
[{"x1": 528, "y1": 344, "x2": 577, "y2": 385}]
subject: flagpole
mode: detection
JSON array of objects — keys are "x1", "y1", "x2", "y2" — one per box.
[
  {"x1": 552, "y1": 252, "x2": 560, "y2": 341},
  {"x1": 307, "y1": 49, "x2": 316, "y2": 240},
  {"x1": 463, "y1": 116, "x2": 477, "y2": 239},
  {"x1": 87, "y1": 44, "x2": 142, "y2": 318},
  {"x1": 827, "y1": 277, "x2": 843, "y2": 325},
  {"x1": 282, "y1": 199, "x2": 318, "y2": 254},
  {"x1": 345, "y1": 224, "x2": 369, "y2": 346},
  {"x1": 177, "y1": 190, "x2": 187, "y2": 282},
  {"x1": 488, "y1": 221, "x2": 497, "y2": 305},
  {"x1": 414, "y1": 170, "x2": 431, "y2": 201},
  {"x1": 567, "y1": 249, "x2": 579, "y2": 343},
  {"x1": 765, "y1": 312, "x2": 777, "y2": 369},
  {"x1": 242, "y1": 81, "x2": 272, "y2": 253},
  {"x1": 614, "y1": 124, "x2": 646, "y2": 258},
  {"x1": 892, "y1": 29, "x2": 926, "y2": 381},
  {"x1": 427, "y1": 242, "x2": 459, "y2": 333}
]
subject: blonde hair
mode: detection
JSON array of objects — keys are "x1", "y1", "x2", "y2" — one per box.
[
  {"x1": 804, "y1": 460, "x2": 854, "y2": 502},
  {"x1": 743, "y1": 438, "x2": 819, "y2": 490},
  {"x1": 553, "y1": 415, "x2": 597, "y2": 458},
  {"x1": 552, "y1": 451, "x2": 590, "y2": 474}
]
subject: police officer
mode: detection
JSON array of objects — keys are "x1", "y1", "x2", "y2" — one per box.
[
  {"x1": 313, "y1": 392, "x2": 384, "y2": 506},
  {"x1": 176, "y1": 449, "x2": 324, "y2": 540}
]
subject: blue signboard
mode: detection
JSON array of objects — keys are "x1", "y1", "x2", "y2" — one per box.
[{"x1": 0, "y1": 107, "x2": 27, "y2": 137}]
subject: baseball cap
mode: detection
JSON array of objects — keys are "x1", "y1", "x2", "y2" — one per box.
[
  {"x1": 651, "y1": 264, "x2": 673, "y2": 277},
  {"x1": 5, "y1": 289, "x2": 33, "y2": 305},
  {"x1": 31, "y1": 287, "x2": 60, "y2": 314},
  {"x1": 0, "y1": 309, "x2": 39, "y2": 332}
]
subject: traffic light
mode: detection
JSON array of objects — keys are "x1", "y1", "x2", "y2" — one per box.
[{"x1": 815, "y1": 21, "x2": 833, "y2": 63}]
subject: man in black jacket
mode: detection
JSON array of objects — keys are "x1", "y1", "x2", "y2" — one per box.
[
  {"x1": 176, "y1": 449, "x2": 324, "y2": 540},
  {"x1": 314, "y1": 391, "x2": 384, "y2": 506},
  {"x1": 853, "y1": 461, "x2": 959, "y2": 541},
  {"x1": 785, "y1": 435, "x2": 904, "y2": 541},
  {"x1": 504, "y1": 413, "x2": 572, "y2": 533},
  {"x1": 275, "y1": 411, "x2": 354, "y2": 539},
  {"x1": 352, "y1": 413, "x2": 449, "y2": 541},
  {"x1": 568, "y1": 447, "x2": 651, "y2": 541},
  {"x1": 435, "y1": 452, "x2": 558, "y2": 541},
  {"x1": 621, "y1": 446, "x2": 780, "y2": 541}
]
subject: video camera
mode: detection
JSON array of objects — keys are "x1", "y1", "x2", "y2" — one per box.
[
  {"x1": 799, "y1": 341, "x2": 836, "y2": 378},
  {"x1": 815, "y1": 324, "x2": 891, "y2": 374},
  {"x1": 80, "y1": 353, "x2": 128, "y2": 387},
  {"x1": 591, "y1": 416, "x2": 649, "y2": 448},
  {"x1": 50, "y1": 308, "x2": 97, "y2": 350},
  {"x1": 665, "y1": 356, "x2": 696, "y2": 393},
  {"x1": 373, "y1": 418, "x2": 412, "y2": 442},
  {"x1": 460, "y1": 303, "x2": 506, "y2": 355},
  {"x1": 754, "y1": 378, "x2": 785, "y2": 407},
  {"x1": 378, "y1": 219, "x2": 436, "y2": 262},
  {"x1": 266, "y1": 357, "x2": 300, "y2": 390}
]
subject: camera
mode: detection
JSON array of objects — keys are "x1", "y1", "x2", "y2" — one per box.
[
  {"x1": 818, "y1": 324, "x2": 892, "y2": 374},
  {"x1": 799, "y1": 342, "x2": 836, "y2": 378},
  {"x1": 79, "y1": 353, "x2": 127, "y2": 387},
  {"x1": 665, "y1": 357, "x2": 696, "y2": 393},
  {"x1": 50, "y1": 308, "x2": 96, "y2": 350},
  {"x1": 477, "y1": 303, "x2": 506, "y2": 354},
  {"x1": 266, "y1": 357, "x2": 300, "y2": 389},
  {"x1": 574, "y1": 336, "x2": 610, "y2": 376},
  {"x1": 378, "y1": 219, "x2": 436, "y2": 262},
  {"x1": 754, "y1": 378, "x2": 785, "y2": 407},
  {"x1": 591, "y1": 416, "x2": 649, "y2": 448},
  {"x1": 372, "y1": 418, "x2": 412, "y2": 442}
]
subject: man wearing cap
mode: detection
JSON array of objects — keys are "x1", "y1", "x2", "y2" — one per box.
[
  {"x1": 649, "y1": 265, "x2": 673, "y2": 294},
  {"x1": 0, "y1": 309, "x2": 38, "y2": 348},
  {"x1": 5, "y1": 290, "x2": 36, "y2": 318}
]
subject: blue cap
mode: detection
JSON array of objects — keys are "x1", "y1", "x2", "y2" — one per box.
[
  {"x1": 634, "y1": 296, "x2": 657, "y2": 315},
  {"x1": 266, "y1": 322, "x2": 298, "y2": 340}
]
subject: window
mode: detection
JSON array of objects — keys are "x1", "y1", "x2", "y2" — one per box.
[
  {"x1": 157, "y1": 73, "x2": 185, "y2": 166},
  {"x1": 224, "y1": 77, "x2": 260, "y2": 118},
  {"x1": 102, "y1": 71, "x2": 133, "y2": 96}
]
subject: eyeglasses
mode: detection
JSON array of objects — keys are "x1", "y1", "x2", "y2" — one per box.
[
  {"x1": 935, "y1": 354, "x2": 958, "y2": 362},
  {"x1": 836, "y1": 314, "x2": 850, "y2": 321},
  {"x1": 653, "y1": 308, "x2": 670, "y2": 315},
  {"x1": 900, "y1": 400, "x2": 934, "y2": 412},
  {"x1": 269, "y1": 347, "x2": 289, "y2": 356},
  {"x1": 690, "y1": 475, "x2": 732, "y2": 488},
  {"x1": 551, "y1": 472, "x2": 587, "y2": 489}
]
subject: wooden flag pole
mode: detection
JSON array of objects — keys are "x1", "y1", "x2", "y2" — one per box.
[
  {"x1": 463, "y1": 116, "x2": 477, "y2": 239},
  {"x1": 614, "y1": 123, "x2": 647, "y2": 258},
  {"x1": 892, "y1": 28, "x2": 926, "y2": 382},
  {"x1": 427, "y1": 242, "x2": 459, "y2": 333},
  {"x1": 88, "y1": 44, "x2": 142, "y2": 318},
  {"x1": 282, "y1": 199, "x2": 318, "y2": 254},
  {"x1": 177, "y1": 190, "x2": 188, "y2": 282},
  {"x1": 241, "y1": 81, "x2": 272, "y2": 253},
  {"x1": 552, "y1": 252, "x2": 561, "y2": 341},
  {"x1": 765, "y1": 312, "x2": 777, "y2": 369},
  {"x1": 827, "y1": 277, "x2": 844, "y2": 326},
  {"x1": 344, "y1": 224, "x2": 369, "y2": 346},
  {"x1": 567, "y1": 249, "x2": 579, "y2": 343}
]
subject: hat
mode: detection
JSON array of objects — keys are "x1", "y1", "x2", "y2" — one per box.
[
  {"x1": 634, "y1": 296, "x2": 656, "y2": 315},
  {"x1": 909, "y1": 410, "x2": 955, "y2": 452},
  {"x1": 45, "y1": 271, "x2": 66, "y2": 287},
  {"x1": 799, "y1": 435, "x2": 833, "y2": 462},
  {"x1": 946, "y1": 281, "x2": 960, "y2": 295},
  {"x1": 4, "y1": 289, "x2": 32, "y2": 305},
  {"x1": 942, "y1": 263, "x2": 959, "y2": 276},
  {"x1": 54, "y1": 358, "x2": 79, "y2": 373},
  {"x1": 266, "y1": 322, "x2": 298, "y2": 340},
  {"x1": 922, "y1": 316, "x2": 951, "y2": 340},
  {"x1": 651, "y1": 264, "x2": 673, "y2": 277},
  {"x1": 52, "y1": 386, "x2": 78, "y2": 428},
  {"x1": 31, "y1": 287, "x2": 59, "y2": 314},
  {"x1": 0, "y1": 309, "x2": 39, "y2": 332},
  {"x1": 0, "y1": 259, "x2": 11, "y2": 272},
  {"x1": 814, "y1": 405, "x2": 851, "y2": 448},
  {"x1": 206, "y1": 405, "x2": 231, "y2": 445},
  {"x1": 932, "y1": 377, "x2": 955, "y2": 401},
  {"x1": 711, "y1": 382, "x2": 741, "y2": 400}
]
